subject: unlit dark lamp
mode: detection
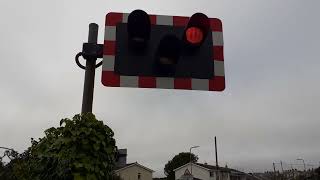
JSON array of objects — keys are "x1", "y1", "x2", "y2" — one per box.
[
  {"x1": 127, "y1": 9, "x2": 151, "y2": 50},
  {"x1": 154, "y1": 34, "x2": 182, "y2": 76}
]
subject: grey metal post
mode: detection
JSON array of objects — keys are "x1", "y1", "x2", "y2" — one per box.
[
  {"x1": 81, "y1": 23, "x2": 99, "y2": 113},
  {"x1": 189, "y1": 148, "x2": 192, "y2": 175},
  {"x1": 189, "y1": 146, "x2": 199, "y2": 176}
]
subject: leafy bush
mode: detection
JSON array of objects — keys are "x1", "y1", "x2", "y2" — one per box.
[{"x1": 1, "y1": 113, "x2": 117, "y2": 180}]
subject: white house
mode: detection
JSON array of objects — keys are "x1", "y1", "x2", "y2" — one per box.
[
  {"x1": 114, "y1": 149, "x2": 154, "y2": 180},
  {"x1": 174, "y1": 163, "x2": 256, "y2": 180},
  {"x1": 115, "y1": 162, "x2": 154, "y2": 180}
]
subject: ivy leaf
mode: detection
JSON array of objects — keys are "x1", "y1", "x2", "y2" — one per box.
[
  {"x1": 100, "y1": 170, "x2": 105, "y2": 176},
  {"x1": 87, "y1": 173, "x2": 97, "y2": 180},
  {"x1": 93, "y1": 144, "x2": 100, "y2": 151},
  {"x1": 60, "y1": 119, "x2": 66, "y2": 126},
  {"x1": 74, "y1": 163, "x2": 83, "y2": 168},
  {"x1": 74, "y1": 173, "x2": 86, "y2": 180}
]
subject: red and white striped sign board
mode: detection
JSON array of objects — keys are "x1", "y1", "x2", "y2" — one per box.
[{"x1": 102, "y1": 12, "x2": 225, "y2": 91}]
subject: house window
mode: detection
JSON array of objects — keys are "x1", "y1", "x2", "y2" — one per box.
[
  {"x1": 210, "y1": 172, "x2": 214, "y2": 177},
  {"x1": 138, "y1": 173, "x2": 141, "y2": 180}
]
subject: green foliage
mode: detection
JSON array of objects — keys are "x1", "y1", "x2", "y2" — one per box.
[
  {"x1": 0, "y1": 148, "x2": 21, "y2": 180},
  {"x1": 0, "y1": 113, "x2": 117, "y2": 180},
  {"x1": 164, "y1": 152, "x2": 198, "y2": 180}
]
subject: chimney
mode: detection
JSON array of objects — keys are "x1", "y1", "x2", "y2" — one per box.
[{"x1": 116, "y1": 149, "x2": 127, "y2": 167}]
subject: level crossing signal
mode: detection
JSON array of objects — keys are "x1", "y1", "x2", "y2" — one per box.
[{"x1": 102, "y1": 10, "x2": 225, "y2": 91}]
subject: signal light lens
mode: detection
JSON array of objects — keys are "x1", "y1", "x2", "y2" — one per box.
[
  {"x1": 155, "y1": 34, "x2": 182, "y2": 76},
  {"x1": 185, "y1": 27, "x2": 204, "y2": 44},
  {"x1": 127, "y1": 10, "x2": 151, "y2": 51},
  {"x1": 183, "y1": 13, "x2": 210, "y2": 47},
  {"x1": 156, "y1": 35, "x2": 181, "y2": 65}
]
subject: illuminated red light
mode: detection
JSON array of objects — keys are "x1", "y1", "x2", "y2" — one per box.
[{"x1": 185, "y1": 27, "x2": 204, "y2": 44}]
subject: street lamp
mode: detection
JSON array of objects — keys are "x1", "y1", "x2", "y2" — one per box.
[
  {"x1": 296, "y1": 158, "x2": 306, "y2": 171},
  {"x1": 189, "y1": 146, "x2": 200, "y2": 175}
]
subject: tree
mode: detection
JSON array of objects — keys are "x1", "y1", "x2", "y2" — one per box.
[
  {"x1": 315, "y1": 167, "x2": 320, "y2": 179},
  {"x1": 0, "y1": 113, "x2": 118, "y2": 180},
  {"x1": 164, "y1": 152, "x2": 198, "y2": 180},
  {"x1": 316, "y1": 167, "x2": 320, "y2": 175},
  {"x1": 0, "y1": 147, "x2": 20, "y2": 180}
]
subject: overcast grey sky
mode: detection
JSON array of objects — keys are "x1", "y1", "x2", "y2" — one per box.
[{"x1": 1, "y1": 0, "x2": 320, "y2": 177}]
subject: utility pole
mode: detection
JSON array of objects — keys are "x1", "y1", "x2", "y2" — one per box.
[
  {"x1": 215, "y1": 136, "x2": 219, "y2": 168},
  {"x1": 81, "y1": 23, "x2": 99, "y2": 113}
]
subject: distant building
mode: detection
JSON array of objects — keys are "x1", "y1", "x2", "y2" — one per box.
[
  {"x1": 115, "y1": 162, "x2": 154, "y2": 180},
  {"x1": 253, "y1": 168, "x2": 320, "y2": 180},
  {"x1": 114, "y1": 149, "x2": 154, "y2": 180},
  {"x1": 174, "y1": 163, "x2": 259, "y2": 180}
]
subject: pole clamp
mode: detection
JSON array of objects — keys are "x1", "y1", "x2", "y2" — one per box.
[{"x1": 75, "y1": 43, "x2": 103, "y2": 70}]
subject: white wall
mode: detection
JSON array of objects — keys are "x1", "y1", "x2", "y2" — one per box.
[
  {"x1": 175, "y1": 164, "x2": 210, "y2": 180},
  {"x1": 116, "y1": 165, "x2": 153, "y2": 180}
]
